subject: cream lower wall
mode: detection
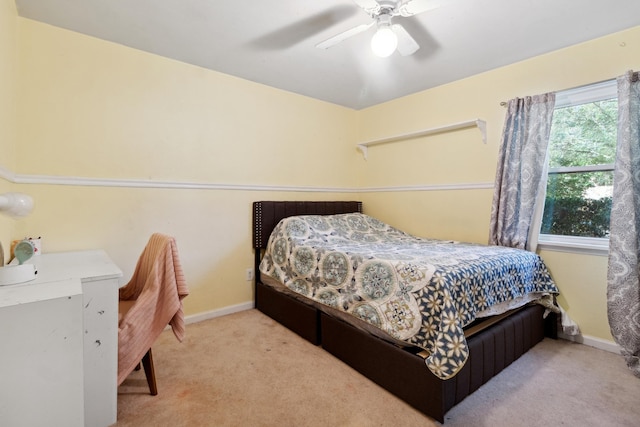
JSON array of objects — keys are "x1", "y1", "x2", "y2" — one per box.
[
  {"x1": 13, "y1": 185, "x2": 356, "y2": 315},
  {"x1": 538, "y1": 250, "x2": 610, "y2": 340},
  {"x1": 357, "y1": 26, "x2": 640, "y2": 343},
  {"x1": 359, "y1": 189, "x2": 493, "y2": 244}
]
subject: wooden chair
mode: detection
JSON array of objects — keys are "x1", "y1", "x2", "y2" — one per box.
[
  {"x1": 117, "y1": 233, "x2": 189, "y2": 394},
  {"x1": 118, "y1": 300, "x2": 158, "y2": 394}
]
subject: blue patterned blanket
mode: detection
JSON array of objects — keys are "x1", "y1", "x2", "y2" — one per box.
[{"x1": 259, "y1": 213, "x2": 559, "y2": 379}]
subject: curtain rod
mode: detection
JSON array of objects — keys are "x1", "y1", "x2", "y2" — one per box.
[{"x1": 498, "y1": 76, "x2": 619, "y2": 107}]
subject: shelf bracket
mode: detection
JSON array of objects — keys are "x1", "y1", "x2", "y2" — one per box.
[{"x1": 356, "y1": 144, "x2": 368, "y2": 159}]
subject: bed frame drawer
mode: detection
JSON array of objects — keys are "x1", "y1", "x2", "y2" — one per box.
[
  {"x1": 320, "y1": 304, "x2": 550, "y2": 423},
  {"x1": 255, "y1": 281, "x2": 320, "y2": 345}
]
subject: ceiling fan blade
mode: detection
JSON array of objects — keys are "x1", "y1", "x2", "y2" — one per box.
[
  {"x1": 392, "y1": 24, "x2": 420, "y2": 56},
  {"x1": 353, "y1": 0, "x2": 382, "y2": 15},
  {"x1": 398, "y1": 0, "x2": 440, "y2": 17},
  {"x1": 316, "y1": 22, "x2": 374, "y2": 49}
]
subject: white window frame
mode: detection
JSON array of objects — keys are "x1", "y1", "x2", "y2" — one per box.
[{"x1": 535, "y1": 79, "x2": 617, "y2": 256}]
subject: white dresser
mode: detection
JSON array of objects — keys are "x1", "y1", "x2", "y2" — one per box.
[{"x1": 0, "y1": 250, "x2": 122, "y2": 427}]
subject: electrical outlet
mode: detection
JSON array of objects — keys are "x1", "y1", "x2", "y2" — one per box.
[{"x1": 245, "y1": 268, "x2": 254, "y2": 281}]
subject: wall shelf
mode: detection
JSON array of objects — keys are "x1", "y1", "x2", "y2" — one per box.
[{"x1": 356, "y1": 119, "x2": 487, "y2": 160}]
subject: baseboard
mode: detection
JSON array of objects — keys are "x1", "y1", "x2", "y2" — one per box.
[
  {"x1": 558, "y1": 332, "x2": 621, "y2": 354},
  {"x1": 184, "y1": 301, "x2": 255, "y2": 325}
]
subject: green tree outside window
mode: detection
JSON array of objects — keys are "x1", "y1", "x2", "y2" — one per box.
[{"x1": 541, "y1": 99, "x2": 617, "y2": 238}]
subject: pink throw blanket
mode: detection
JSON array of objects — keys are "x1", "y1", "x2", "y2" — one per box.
[{"x1": 117, "y1": 233, "x2": 189, "y2": 386}]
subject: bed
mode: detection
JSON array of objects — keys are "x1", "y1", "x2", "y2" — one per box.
[{"x1": 252, "y1": 201, "x2": 558, "y2": 422}]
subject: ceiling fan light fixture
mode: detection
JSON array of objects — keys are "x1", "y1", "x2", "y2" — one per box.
[
  {"x1": 371, "y1": 25, "x2": 397, "y2": 57},
  {"x1": 316, "y1": 1, "x2": 428, "y2": 57}
]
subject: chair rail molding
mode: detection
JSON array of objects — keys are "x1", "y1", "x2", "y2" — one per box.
[{"x1": 0, "y1": 165, "x2": 493, "y2": 193}]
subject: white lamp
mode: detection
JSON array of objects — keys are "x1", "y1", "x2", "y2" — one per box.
[
  {"x1": 370, "y1": 13, "x2": 398, "y2": 58},
  {"x1": 0, "y1": 192, "x2": 34, "y2": 217},
  {"x1": 0, "y1": 193, "x2": 36, "y2": 285}
]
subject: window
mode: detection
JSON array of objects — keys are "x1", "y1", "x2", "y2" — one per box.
[{"x1": 537, "y1": 80, "x2": 617, "y2": 255}]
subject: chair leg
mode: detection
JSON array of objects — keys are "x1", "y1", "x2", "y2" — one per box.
[{"x1": 141, "y1": 348, "x2": 158, "y2": 396}]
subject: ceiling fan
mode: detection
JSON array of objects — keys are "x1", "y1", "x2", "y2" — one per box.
[{"x1": 316, "y1": 0, "x2": 439, "y2": 57}]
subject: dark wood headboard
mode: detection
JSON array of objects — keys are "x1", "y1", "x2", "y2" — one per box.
[{"x1": 252, "y1": 201, "x2": 363, "y2": 249}]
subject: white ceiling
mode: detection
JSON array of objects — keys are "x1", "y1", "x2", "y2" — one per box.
[{"x1": 14, "y1": 0, "x2": 640, "y2": 110}]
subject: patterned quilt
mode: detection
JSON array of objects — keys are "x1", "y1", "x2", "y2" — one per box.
[{"x1": 259, "y1": 213, "x2": 559, "y2": 379}]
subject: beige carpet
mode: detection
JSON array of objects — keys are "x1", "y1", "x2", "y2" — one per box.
[{"x1": 116, "y1": 309, "x2": 640, "y2": 426}]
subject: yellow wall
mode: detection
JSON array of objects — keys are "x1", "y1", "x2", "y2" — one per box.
[
  {"x1": 3, "y1": 0, "x2": 638, "y2": 342},
  {"x1": 357, "y1": 26, "x2": 640, "y2": 341},
  {"x1": 12, "y1": 18, "x2": 359, "y2": 315},
  {"x1": 0, "y1": 0, "x2": 16, "y2": 166},
  {"x1": 0, "y1": 0, "x2": 18, "y2": 262},
  {"x1": 16, "y1": 19, "x2": 359, "y2": 185}
]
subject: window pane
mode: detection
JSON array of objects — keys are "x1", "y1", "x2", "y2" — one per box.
[
  {"x1": 548, "y1": 99, "x2": 617, "y2": 168},
  {"x1": 541, "y1": 170, "x2": 613, "y2": 238}
]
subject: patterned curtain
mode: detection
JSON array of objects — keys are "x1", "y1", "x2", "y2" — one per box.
[
  {"x1": 608, "y1": 70, "x2": 640, "y2": 378},
  {"x1": 489, "y1": 93, "x2": 556, "y2": 250}
]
